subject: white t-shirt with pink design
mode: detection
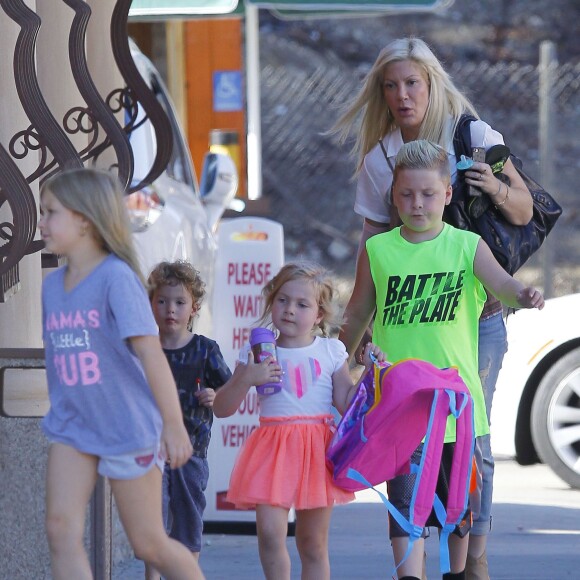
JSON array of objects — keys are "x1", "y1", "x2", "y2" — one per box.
[{"x1": 241, "y1": 336, "x2": 347, "y2": 418}]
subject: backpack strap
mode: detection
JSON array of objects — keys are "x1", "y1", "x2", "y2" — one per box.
[
  {"x1": 432, "y1": 390, "x2": 475, "y2": 573},
  {"x1": 348, "y1": 386, "x2": 474, "y2": 576},
  {"x1": 445, "y1": 391, "x2": 474, "y2": 526},
  {"x1": 345, "y1": 468, "x2": 426, "y2": 576},
  {"x1": 448, "y1": 113, "x2": 485, "y2": 212},
  {"x1": 408, "y1": 390, "x2": 448, "y2": 527},
  {"x1": 408, "y1": 388, "x2": 473, "y2": 574},
  {"x1": 347, "y1": 388, "x2": 450, "y2": 575},
  {"x1": 453, "y1": 113, "x2": 477, "y2": 160}
]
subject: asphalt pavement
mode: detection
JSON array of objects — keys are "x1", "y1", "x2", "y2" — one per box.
[{"x1": 113, "y1": 459, "x2": 580, "y2": 579}]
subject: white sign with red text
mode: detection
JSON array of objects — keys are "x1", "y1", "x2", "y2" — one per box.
[{"x1": 206, "y1": 218, "x2": 284, "y2": 523}]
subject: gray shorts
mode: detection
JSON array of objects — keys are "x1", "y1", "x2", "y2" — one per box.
[
  {"x1": 97, "y1": 445, "x2": 164, "y2": 480},
  {"x1": 163, "y1": 455, "x2": 209, "y2": 553},
  {"x1": 47, "y1": 442, "x2": 165, "y2": 480}
]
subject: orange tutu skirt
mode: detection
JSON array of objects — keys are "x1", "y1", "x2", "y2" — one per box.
[{"x1": 226, "y1": 415, "x2": 354, "y2": 510}]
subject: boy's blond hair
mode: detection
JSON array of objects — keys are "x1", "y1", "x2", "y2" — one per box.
[{"x1": 393, "y1": 140, "x2": 451, "y2": 186}]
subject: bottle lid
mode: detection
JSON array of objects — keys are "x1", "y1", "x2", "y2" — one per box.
[
  {"x1": 456, "y1": 154, "x2": 474, "y2": 170},
  {"x1": 250, "y1": 327, "x2": 276, "y2": 345}
]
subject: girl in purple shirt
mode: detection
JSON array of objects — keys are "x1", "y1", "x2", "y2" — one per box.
[{"x1": 39, "y1": 168, "x2": 203, "y2": 580}]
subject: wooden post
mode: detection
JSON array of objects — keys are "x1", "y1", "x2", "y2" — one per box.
[
  {"x1": 184, "y1": 18, "x2": 246, "y2": 197},
  {"x1": 166, "y1": 20, "x2": 188, "y2": 130}
]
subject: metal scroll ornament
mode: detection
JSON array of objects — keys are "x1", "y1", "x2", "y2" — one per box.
[{"x1": 0, "y1": 0, "x2": 174, "y2": 300}]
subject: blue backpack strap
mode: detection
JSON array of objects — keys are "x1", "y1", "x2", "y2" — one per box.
[
  {"x1": 346, "y1": 468, "x2": 424, "y2": 576},
  {"x1": 411, "y1": 390, "x2": 453, "y2": 573},
  {"x1": 348, "y1": 389, "x2": 447, "y2": 576},
  {"x1": 432, "y1": 390, "x2": 475, "y2": 574},
  {"x1": 408, "y1": 391, "x2": 446, "y2": 526},
  {"x1": 346, "y1": 370, "x2": 474, "y2": 576}
]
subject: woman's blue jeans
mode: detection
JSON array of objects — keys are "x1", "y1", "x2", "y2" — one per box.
[{"x1": 471, "y1": 311, "x2": 508, "y2": 536}]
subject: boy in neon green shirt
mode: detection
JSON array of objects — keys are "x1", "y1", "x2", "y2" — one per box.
[{"x1": 339, "y1": 140, "x2": 544, "y2": 580}]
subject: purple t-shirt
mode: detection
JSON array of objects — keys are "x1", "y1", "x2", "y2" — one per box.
[{"x1": 41, "y1": 254, "x2": 162, "y2": 456}]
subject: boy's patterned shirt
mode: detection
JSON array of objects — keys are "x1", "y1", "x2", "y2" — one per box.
[{"x1": 164, "y1": 334, "x2": 232, "y2": 457}]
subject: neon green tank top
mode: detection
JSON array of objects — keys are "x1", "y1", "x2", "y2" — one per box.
[{"x1": 366, "y1": 224, "x2": 489, "y2": 440}]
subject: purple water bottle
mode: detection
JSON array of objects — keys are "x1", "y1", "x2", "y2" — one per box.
[{"x1": 250, "y1": 327, "x2": 281, "y2": 395}]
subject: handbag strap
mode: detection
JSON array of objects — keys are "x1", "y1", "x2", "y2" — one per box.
[
  {"x1": 452, "y1": 113, "x2": 477, "y2": 160},
  {"x1": 378, "y1": 138, "x2": 395, "y2": 173},
  {"x1": 378, "y1": 138, "x2": 396, "y2": 207},
  {"x1": 380, "y1": 119, "x2": 476, "y2": 171}
]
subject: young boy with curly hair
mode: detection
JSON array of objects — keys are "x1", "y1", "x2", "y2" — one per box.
[{"x1": 145, "y1": 261, "x2": 232, "y2": 580}]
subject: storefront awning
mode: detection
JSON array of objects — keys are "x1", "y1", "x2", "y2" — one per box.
[
  {"x1": 255, "y1": 0, "x2": 450, "y2": 19},
  {"x1": 247, "y1": 0, "x2": 447, "y2": 9},
  {"x1": 129, "y1": 0, "x2": 239, "y2": 18},
  {"x1": 129, "y1": 0, "x2": 450, "y2": 19}
]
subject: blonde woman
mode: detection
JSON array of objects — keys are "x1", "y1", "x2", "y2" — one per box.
[{"x1": 333, "y1": 37, "x2": 533, "y2": 579}]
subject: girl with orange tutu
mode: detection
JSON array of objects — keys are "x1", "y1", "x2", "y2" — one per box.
[{"x1": 213, "y1": 262, "x2": 384, "y2": 580}]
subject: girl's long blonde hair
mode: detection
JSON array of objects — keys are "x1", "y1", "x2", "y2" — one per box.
[
  {"x1": 257, "y1": 262, "x2": 339, "y2": 337},
  {"x1": 40, "y1": 168, "x2": 145, "y2": 285},
  {"x1": 331, "y1": 37, "x2": 479, "y2": 173}
]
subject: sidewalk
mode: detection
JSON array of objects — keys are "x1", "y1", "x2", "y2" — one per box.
[
  {"x1": 113, "y1": 460, "x2": 580, "y2": 579},
  {"x1": 114, "y1": 501, "x2": 388, "y2": 579}
]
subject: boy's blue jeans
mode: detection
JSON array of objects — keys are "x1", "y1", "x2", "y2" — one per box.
[{"x1": 472, "y1": 311, "x2": 508, "y2": 536}]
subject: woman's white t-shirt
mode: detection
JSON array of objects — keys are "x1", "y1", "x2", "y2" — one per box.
[{"x1": 354, "y1": 117, "x2": 505, "y2": 224}]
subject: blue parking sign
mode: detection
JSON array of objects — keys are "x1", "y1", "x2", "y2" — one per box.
[{"x1": 213, "y1": 71, "x2": 243, "y2": 112}]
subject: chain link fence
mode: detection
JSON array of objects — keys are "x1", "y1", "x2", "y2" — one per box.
[{"x1": 259, "y1": 35, "x2": 580, "y2": 297}]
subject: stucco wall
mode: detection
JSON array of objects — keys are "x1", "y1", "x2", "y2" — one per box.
[{"x1": 0, "y1": 420, "x2": 51, "y2": 578}]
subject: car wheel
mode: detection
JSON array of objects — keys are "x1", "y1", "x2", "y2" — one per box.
[{"x1": 531, "y1": 348, "x2": 580, "y2": 489}]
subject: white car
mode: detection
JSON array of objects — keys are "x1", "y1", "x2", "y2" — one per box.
[
  {"x1": 126, "y1": 41, "x2": 237, "y2": 336},
  {"x1": 490, "y1": 293, "x2": 580, "y2": 488}
]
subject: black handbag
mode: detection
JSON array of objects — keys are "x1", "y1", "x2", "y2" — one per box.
[{"x1": 444, "y1": 114, "x2": 563, "y2": 275}]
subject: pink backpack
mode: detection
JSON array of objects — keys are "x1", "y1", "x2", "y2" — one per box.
[{"x1": 326, "y1": 358, "x2": 475, "y2": 574}]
